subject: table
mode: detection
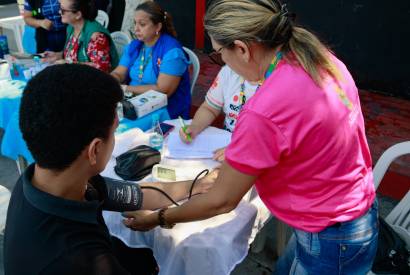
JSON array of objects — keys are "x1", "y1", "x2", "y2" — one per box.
[
  {"x1": 1, "y1": 107, "x2": 170, "y2": 165},
  {"x1": 0, "y1": 16, "x2": 25, "y2": 53},
  {"x1": 102, "y1": 122, "x2": 270, "y2": 275},
  {"x1": 0, "y1": 78, "x2": 170, "y2": 166},
  {"x1": 0, "y1": 79, "x2": 25, "y2": 130}
]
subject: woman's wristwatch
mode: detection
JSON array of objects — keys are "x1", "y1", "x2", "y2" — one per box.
[{"x1": 158, "y1": 208, "x2": 175, "y2": 229}]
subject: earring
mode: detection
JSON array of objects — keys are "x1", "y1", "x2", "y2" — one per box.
[{"x1": 156, "y1": 31, "x2": 159, "y2": 35}]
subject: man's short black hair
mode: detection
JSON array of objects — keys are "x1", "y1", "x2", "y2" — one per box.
[{"x1": 19, "y1": 64, "x2": 122, "y2": 170}]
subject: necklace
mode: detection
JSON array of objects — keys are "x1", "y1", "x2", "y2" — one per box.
[
  {"x1": 239, "y1": 51, "x2": 282, "y2": 109},
  {"x1": 138, "y1": 46, "x2": 152, "y2": 82},
  {"x1": 65, "y1": 30, "x2": 82, "y2": 63}
]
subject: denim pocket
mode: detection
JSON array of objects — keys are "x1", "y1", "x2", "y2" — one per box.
[{"x1": 340, "y1": 233, "x2": 379, "y2": 273}]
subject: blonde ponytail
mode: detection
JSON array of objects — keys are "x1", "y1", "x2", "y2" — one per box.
[{"x1": 205, "y1": 0, "x2": 341, "y2": 86}]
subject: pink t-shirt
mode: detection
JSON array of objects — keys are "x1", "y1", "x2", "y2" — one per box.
[{"x1": 225, "y1": 55, "x2": 375, "y2": 232}]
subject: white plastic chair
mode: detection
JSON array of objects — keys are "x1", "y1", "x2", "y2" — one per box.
[
  {"x1": 111, "y1": 31, "x2": 131, "y2": 57},
  {"x1": 182, "y1": 47, "x2": 200, "y2": 95},
  {"x1": 96, "y1": 10, "x2": 109, "y2": 28},
  {"x1": 0, "y1": 185, "x2": 11, "y2": 233},
  {"x1": 373, "y1": 141, "x2": 410, "y2": 248},
  {"x1": 0, "y1": 16, "x2": 25, "y2": 53}
]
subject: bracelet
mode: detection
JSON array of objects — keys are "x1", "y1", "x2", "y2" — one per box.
[{"x1": 158, "y1": 208, "x2": 175, "y2": 229}]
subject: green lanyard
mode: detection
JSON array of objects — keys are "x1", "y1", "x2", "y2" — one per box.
[
  {"x1": 264, "y1": 51, "x2": 283, "y2": 80},
  {"x1": 138, "y1": 46, "x2": 152, "y2": 83},
  {"x1": 239, "y1": 51, "x2": 282, "y2": 109}
]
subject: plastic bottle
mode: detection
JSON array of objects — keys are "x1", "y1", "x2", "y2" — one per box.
[
  {"x1": 33, "y1": 55, "x2": 41, "y2": 75},
  {"x1": 11, "y1": 57, "x2": 19, "y2": 77},
  {"x1": 149, "y1": 114, "x2": 164, "y2": 151},
  {"x1": 116, "y1": 102, "x2": 124, "y2": 120}
]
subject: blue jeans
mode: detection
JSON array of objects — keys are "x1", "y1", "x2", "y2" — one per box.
[{"x1": 273, "y1": 201, "x2": 379, "y2": 275}]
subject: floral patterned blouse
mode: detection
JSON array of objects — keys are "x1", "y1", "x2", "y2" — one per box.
[{"x1": 63, "y1": 32, "x2": 111, "y2": 72}]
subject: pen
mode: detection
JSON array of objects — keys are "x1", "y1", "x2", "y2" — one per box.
[{"x1": 178, "y1": 116, "x2": 192, "y2": 142}]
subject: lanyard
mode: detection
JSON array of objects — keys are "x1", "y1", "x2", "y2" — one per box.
[
  {"x1": 239, "y1": 51, "x2": 282, "y2": 109},
  {"x1": 138, "y1": 46, "x2": 152, "y2": 82},
  {"x1": 264, "y1": 51, "x2": 283, "y2": 80}
]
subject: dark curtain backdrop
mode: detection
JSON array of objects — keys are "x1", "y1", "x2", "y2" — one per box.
[
  {"x1": 0, "y1": 0, "x2": 15, "y2": 4},
  {"x1": 287, "y1": 0, "x2": 410, "y2": 99},
  {"x1": 156, "y1": 0, "x2": 195, "y2": 49},
  {"x1": 204, "y1": 0, "x2": 410, "y2": 99}
]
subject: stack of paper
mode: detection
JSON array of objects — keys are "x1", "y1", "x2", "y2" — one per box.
[{"x1": 164, "y1": 127, "x2": 231, "y2": 159}]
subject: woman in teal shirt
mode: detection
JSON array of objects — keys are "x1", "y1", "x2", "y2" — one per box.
[
  {"x1": 111, "y1": 1, "x2": 191, "y2": 119},
  {"x1": 43, "y1": 0, "x2": 118, "y2": 72}
]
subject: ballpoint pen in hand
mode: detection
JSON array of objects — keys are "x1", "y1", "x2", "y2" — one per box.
[{"x1": 178, "y1": 116, "x2": 192, "y2": 142}]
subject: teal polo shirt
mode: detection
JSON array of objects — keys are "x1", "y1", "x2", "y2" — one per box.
[{"x1": 4, "y1": 164, "x2": 130, "y2": 274}]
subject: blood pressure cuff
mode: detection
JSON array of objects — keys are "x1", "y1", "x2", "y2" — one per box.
[
  {"x1": 114, "y1": 145, "x2": 161, "y2": 181},
  {"x1": 121, "y1": 99, "x2": 138, "y2": 120},
  {"x1": 86, "y1": 175, "x2": 143, "y2": 212}
]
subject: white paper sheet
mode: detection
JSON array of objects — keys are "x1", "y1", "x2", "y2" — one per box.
[
  {"x1": 164, "y1": 127, "x2": 231, "y2": 159},
  {"x1": 112, "y1": 128, "x2": 149, "y2": 158}
]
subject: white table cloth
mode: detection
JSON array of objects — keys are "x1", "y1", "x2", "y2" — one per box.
[{"x1": 102, "y1": 123, "x2": 270, "y2": 275}]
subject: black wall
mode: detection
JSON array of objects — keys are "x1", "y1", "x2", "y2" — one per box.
[
  {"x1": 204, "y1": 0, "x2": 410, "y2": 99},
  {"x1": 0, "y1": 0, "x2": 15, "y2": 4},
  {"x1": 287, "y1": 0, "x2": 410, "y2": 99},
  {"x1": 156, "y1": 0, "x2": 196, "y2": 49}
]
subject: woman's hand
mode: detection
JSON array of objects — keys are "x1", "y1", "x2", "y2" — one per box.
[
  {"x1": 54, "y1": 59, "x2": 67, "y2": 65},
  {"x1": 42, "y1": 51, "x2": 62, "y2": 63},
  {"x1": 122, "y1": 210, "x2": 158, "y2": 231},
  {"x1": 40, "y1": 19, "x2": 53, "y2": 30},
  {"x1": 179, "y1": 124, "x2": 201, "y2": 143},
  {"x1": 192, "y1": 168, "x2": 220, "y2": 195},
  {"x1": 213, "y1": 147, "x2": 226, "y2": 162}
]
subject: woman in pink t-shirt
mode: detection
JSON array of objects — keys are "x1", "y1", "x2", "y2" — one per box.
[{"x1": 122, "y1": 1, "x2": 378, "y2": 273}]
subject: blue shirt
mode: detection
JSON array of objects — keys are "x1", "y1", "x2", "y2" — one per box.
[
  {"x1": 119, "y1": 45, "x2": 189, "y2": 86},
  {"x1": 24, "y1": 0, "x2": 66, "y2": 31}
]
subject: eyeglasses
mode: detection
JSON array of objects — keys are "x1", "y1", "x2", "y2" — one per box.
[
  {"x1": 208, "y1": 45, "x2": 230, "y2": 66},
  {"x1": 59, "y1": 8, "x2": 76, "y2": 15}
]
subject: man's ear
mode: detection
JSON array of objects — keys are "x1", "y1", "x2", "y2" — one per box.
[
  {"x1": 233, "y1": 40, "x2": 251, "y2": 63},
  {"x1": 87, "y1": 138, "x2": 103, "y2": 166}
]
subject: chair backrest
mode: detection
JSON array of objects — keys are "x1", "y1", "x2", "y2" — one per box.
[
  {"x1": 111, "y1": 31, "x2": 131, "y2": 57},
  {"x1": 373, "y1": 141, "x2": 410, "y2": 248},
  {"x1": 96, "y1": 10, "x2": 109, "y2": 28},
  {"x1": 0, "y1": 185, "x2": 11, "y2": 232},
  {"x1": 386, "y1": 191, "x2": 410, "y2": 248},
  {"x1": 373, "y1": 141, "x2": 410, "y2": 189},
  {"x1": 182, "y1": 47, "x2": 200, "y2": 95}
]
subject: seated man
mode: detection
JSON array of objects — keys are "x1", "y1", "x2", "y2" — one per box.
[{"x1": 3, "y1": 64, "x2": 216, "y2": 274}]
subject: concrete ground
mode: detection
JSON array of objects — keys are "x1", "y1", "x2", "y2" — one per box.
[{"x1": 0, "y1": 130, "x2": 19, "y2": 275}]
